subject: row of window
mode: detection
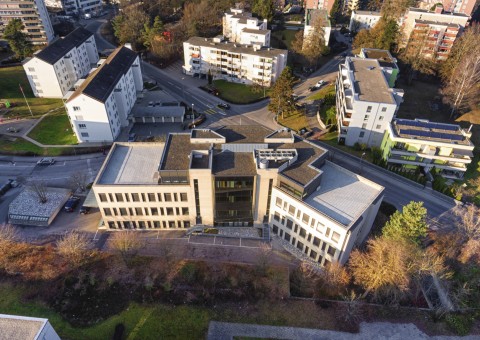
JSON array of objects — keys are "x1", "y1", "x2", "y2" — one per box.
[
  {"x1": 98, "y1": 192, "x2": 188, "y2": 203},
  {"x1": 104, "y1": 206, "x2": 189, "y2": 217},
  {"x1": 107, "y1": 220, "x2": 190, "y2": 229}
]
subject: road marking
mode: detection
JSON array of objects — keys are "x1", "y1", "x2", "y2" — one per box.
[{"x1": 204, "y1": 109, "x2": 216, "y2": 115}]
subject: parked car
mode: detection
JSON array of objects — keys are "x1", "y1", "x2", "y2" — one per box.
[
  {"x1": 309, "y1": 80, "x2": 326, "y2": 91},
  {"x1": 6, "y1": 127, "x2": 20, "y2": 133},
  {"x1": 206, "y1": 87, "x2": 219, "y2": 96},
  {"x1": 64, "y1": 196, "x2": 80, "y2": 212},
  {"x1": 188, "y1": 114, "x2": 206, "y2": 129},
  {"x1": 217, "y1": 103, "x2": 230, "y2": 110},
  {"x1": 79, "y1": 206, "x2": 91, "y2": 214},
  {"x1": 36, "y1": 158, "x2": 55, "y2": 166},
  {"x1": 127, "y1": 133, "x2": 137, "y2": 142}
]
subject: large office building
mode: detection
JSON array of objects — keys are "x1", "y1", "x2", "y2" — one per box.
[
  {"x1": 183, "y1": 36, "x2": 287, "y2": 87},
  {"x1": 223, "y1": 7, "x2": 270, "y2": 47},
  {"x1": 349, "y1": 10, "x2": 382, "y2": 32},
  {"x1": 381, "y1": 119, "x2": 475, "y2": 179},
  {"x1": 64, "y1": 45, "x2": 143, "y2": 143},
  {"x1": 93, "y1": 126, "x2": 384, "y2": 266},
  {"x1": 402, "y1": 7, "x2": 469, "y2": 60},
  {"x1": 0, "y1": 0, "x2": 54, "y2": 45},
  {"x1": 23, "y1": 27, "x2": 98, "y2": 98},
  {"x1": 336, "y1": 57, "x2": 404, "y2": 147}
]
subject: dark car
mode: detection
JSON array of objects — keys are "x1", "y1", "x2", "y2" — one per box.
[
  {"x1": 36, "y1": 158, "x2": 55, "y2": 166},
  {"x1": 6, "y1": 127, "x2": 20, "y2": 133},
  {"x1": 207, "y1": 87, "x2": 219, "y2": 96},
  {"x1": 217, "y1": 103, "x2": 230, "y2": 110},
  {"x1": 188, "y1": 114, "x2": 206, "y2": 129},
  {"x1": 79, "y1": 206, "x2": 91, "y2": 214},
  {"x1": 64, "y1": 196, "x2": 80, "y2": 212}
]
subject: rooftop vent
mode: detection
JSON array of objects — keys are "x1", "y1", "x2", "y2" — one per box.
[{"x1": 367, "y1": 66, "x2": 375, "y2": 70}]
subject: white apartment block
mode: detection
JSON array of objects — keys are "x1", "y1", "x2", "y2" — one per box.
[
  {"x1": 64, "y1": 45, "x2": 143, "y2": 143},
  {"x1": 62, "y1": 0, "x2": 102, "y2": 16},
  {"x1": 183, "y1": 36, "x2": 287, "y2": 87},
  {"x1": 0, "y1": 314, "x2": 61, "y2": 340},
  {"x1": 93, "y1": 126, "x2": 384, "y2": 266},
  {"x1": 349, "y1": 10, "x2": 381, "y2": 32},
  {"x1": 23, "y1": 27, "x2": 98, "y2": 98},
  {"x1": 303, "y1": 9, "x2": 331, "y2": 47},
  {"x1": 381, "y1": 119, "x2": 475, "y2": 179},
  {"x1": 336, "y1": 57, "x2": 404, "y2": 147},
  {"x1": 223, "y1": 7, "x2": 270, "y2": 47},
  {"x1": 0, "y1": 0, "x2": 54, "y2": 44}
]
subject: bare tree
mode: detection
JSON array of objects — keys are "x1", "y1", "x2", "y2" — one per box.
[
  {"x1": 56, "y1": 231, "x2": 92, "y2": 266},
  {"x1": 256, "y1": 242, "x2": 272, "y2": 275},
  {"x1": 316, "y1": 260, "x2": 351, "y2": 298},
  {"x1": 454, "y1": 204, "x2": 480, "y2": 241},
  {"x1": 27, "y1": 180, "x2": 48, "y2": 203},
  {"x1": 109, "y1": 231, "x2": 144, "y2": 266},
  {"x1": 0, "y1": 224, "x2": 19, "y2": 253},
  {"x1": 68, "y1": 171, "x2": 88, "y2": 193}
]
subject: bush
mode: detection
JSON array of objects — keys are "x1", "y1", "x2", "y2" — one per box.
[
  {"x1": 445, "y1": 314, "x2": 474, "y2": 336},
  {"x1": 354, "y1": 142, "x2": 362, "y2": 151},
  {"x1": 204, "y1": 228, "x2": 218, "y2": 234}
]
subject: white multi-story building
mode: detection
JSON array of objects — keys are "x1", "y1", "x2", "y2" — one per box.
[
  {"x1": 62, "y1": 0, "x2": 102, "y2": 16},
  {"x1": 223, "y1": 7, "x2": 270, "y2": 47},
  {"x1": 23, "y1": 27, "x2": 98, "y2": 98},
  {"x1": 381, "y1": 119, "x2": 475, "y2": 179},
  {"x1": 0, "y1": 0, "x2": 54, "y2": 45},
  {"x1": 93, "y1": 126, "x2": 384, "y2": 266},
  {"x1": 358, "y1": 48, "x2": 399, "y2": 87},
  {"x1": 0, "y1": 314, "x2": 60, "y2": 340},
  {"x1": 303, "y1": 9, "x2": 331, "y2": 47},
  {"x1": 64, "y1": 45, "x2": 143, "y2": 143},
  {"x1": 183, "y1": 36, "x2": 287, "y2": 87},
  {"x1": 349, "y1": 10, "x2": 381, "y2": 32},
  {"x1": 336, "y1": 57, "x2": 404, "y2": 147}
]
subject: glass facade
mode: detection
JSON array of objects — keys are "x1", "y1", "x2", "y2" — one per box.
[{"x1": 214, "y1": 177, "x2": 254, "y2": 226}]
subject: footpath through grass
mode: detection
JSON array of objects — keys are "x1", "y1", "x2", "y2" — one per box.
[
  {"x1": 28, "y1": 112, "x2": 78, "y2": 145},
  {"x1": 213, "y1": 80, "x2": 266, "y2": 104},
  {"x1": 0, "y1": 66, "x2": 63, "y2": 118}
]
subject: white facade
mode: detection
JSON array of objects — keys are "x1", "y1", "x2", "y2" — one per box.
[
  {"x1": 62, "y1": 0, "x2": 102, "y2": 16},
  {"x1": 336, "y1": 57, "x2": 404, "y2": 147},
  {"x1": 223, "y1": 8, "x2": 269, "y2": 47},
  {"x1": 349, "y1": 10, "x2": 381, "y2": 31},
  {"x1": 303, "y1": 9, "x2": 331, "y2": 47},
  {"x1": 23, "y1": 29, "x2": 98, "y2": 98},
  {"x1": 65, "y1": 46, "x2": 143, "y2": 143},
  {"x1": 183, "y1": 36, "x2": 287, "y2": 87}
]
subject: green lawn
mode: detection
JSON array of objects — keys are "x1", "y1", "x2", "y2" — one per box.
[
  {"x1": 213, "y1": 80, "x2": 267, "y2": 104},
  {"x1": 278, "y1": 111, "x2": 309, "y2": 132},
  {"x1": 307, "y1": 84, "x2": 335, "y2": 101},
  {"x1": 28, "y1": 112, "x2": 78, "y2": 145},
  {"x1": 271, "y1": 29, "x2": 298, "y2": 50},
  {"x1": 0, "y1": 135, "x2": 77, "y2": 156},
  {"x1": 318, "y1": 131, "x2": 374, "y2": 163},
  {"x1": 0, "y1": 66, "x2": 64, "y2": 118}
]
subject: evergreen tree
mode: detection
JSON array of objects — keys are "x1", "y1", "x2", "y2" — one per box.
[
  {"x1": 382, "y1": 201, "x2": 428, "y2": 245},
  {"x1": 252, "y1": 0, "x2": 275, "y2": 23},
  {"x1": 3, "y1": 19, "x2": 32, "y2": 59},
  {"x1": 329, "y1": 0, "x2": 341, "y2": 25},
  {"x1": 268, "y1": 67, "x2": 295, "y2": 119}
]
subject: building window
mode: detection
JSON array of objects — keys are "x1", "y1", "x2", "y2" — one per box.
[
  {"x1": 115, "y1": 193, "x2": 123, "y2": 202},
  {"x1": 265, "y1": 179, "x2": 273, "y2": 218},
  {"x1": 135, "y1": 208, "x2": 143, "y2": 216},
  {"x1": 310, "y1": 250, "x2": 317, "y2": 260},
  {"x1": 157, "y1": 193, "x2": 163, "y2": 202},
  {"x1": 273, "y1": 225, "x2": 278, "y2": 234},
  {"x1": 28, "y1": 67, "x2": 35, "y2": 72},
  {"x1": 332, "y1": 231, "x2": 340, "y2": 243},
  {"x1": 299, "y1": 227, "x2": 307, "y2": 238},
  {"x1": 359, "y1": 131, "x2": 365, "y2": 138},
  {"x1": 166, "y1": 208, "x2": 174, "y2": 216},
  {"x1": 98, "y1": 193, "x2": 107, "y2": 202},
  {"x1": 364, "y1": 115, "x2": 369, "y2": 120},
  {"x1": 182, "y1": 207, "x2": 189, "y2": 215},
  {"x1": 164, "y1": 193, "x2": 172, "y2": 202},
  {"x1": 151, "y1": 207, "x2": 158, "y2": 216},
  {"x1": 313, "y1": 237, "x2": 320, "y2": 246},
  {"x1": 379, "y1": 116, "x2": 384, "y2": 121},
  {"x1": 184, "y1": 221, "x2": 190, "y2": 228},
  {"x1": 316, "y1": 222, "x2": 324, "y2": 233},
  {"x1": 326, "y1": 227, "x2": 331, "y2": 237},
  {"x1": 376, "y1": 124, "x2": 382, "y2": 129},
  {"x1": 81, "y1": 132, "x2": 89, "y2": 137},
  {"x1": 78, "y1": 123, "x2": 86, "y2": 129},
  {"x1": 132, "y1": 193, "x2": 140, "y2": 202},
  {"x1": 73, "y1": 106, "x2": 81, "y2": 111},
  {"x1": 274, "y1": 212, "x2": 280, "y2": 222},
  {"x1": 284, "y1": 232, "x2": 291, "y2": 242},
  {"x1": 362, "y1": 123, "x2": 367, "y2": 129},
  {"x1": 327, "y1": 246, "x2": 336, "y2": 257},
  {"x1": 180, "y1": 193, "x2": 188, "y2": 202},
  {"x1": 173, "y1": 193, "x2": 178, "y2": 202},
  {"x1": 103, "y1": 208, "x2": 112, "y2": 216},
  {"x1": 288, "y1": 205, "x2": 296, "y2": 215},
  {"x1": 286, "y1": 219, "x2": 293, "y2": 230},
  {"x1": 148, "y1": 193, "x2": 156, "y2": 202},
  {"x1": 321, "y1": 242, "x2": 327, "y2": 252},
  {"x1": 296, "y1": 241, "x2": 304, "y2": 251},
  {"x1": 381, "y1": 107, "x2": 387, "y2": 112},
  {"x1": 366, "y1": 106, "x2": 372, "y2": 113},
  {"x1": 194, "y1": 179, "x2": 201, "y2": 218},
  {"x1": 302, "y1": 213, "x2": 310, "y2": 224},
  {"x1": 169, "y1": 221, "x2": 176, "y2": 228}
]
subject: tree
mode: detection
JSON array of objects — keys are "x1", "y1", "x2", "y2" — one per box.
[
  {"x1": 0, "y1": 224, "x2": 18, "y2": 253},
  {"x1": 329, "y1": 0, "x2": 341, "y2": 25},
  {"x1": 316, "y1": 261, "x2": 350, "y2": 298},
  {"x1": 454, "y1": 204, "x2": 480, "y2": 241},
  {"x1": 380, "y1": 0, "x2": 413, "y2": 20},
  {"x1": 256, "y1": 242, "x2": 272, "y2": 275},
  {"x1": 382, "y1": 201, "x2": 428, "y2": 245},
  {"x1": 109, "y1": 231, "x2": 144, "y2": 266},
  {"x1": 27, "y1": 181, "x2": 48, "y2": 204},
  {"x1": 252, "y1": 0, "x2": 275, "y2": 23},
  {"x1": 353, "y1": 17, "x2": 399, "y2": 52},
  {"x1": 143, "y1": 16, "x2": 164, "y2": 53},
  {"x1": 181, "y1": 0, "x2": 222, "y2": 38},
  {"x1": 68, "y1": 171, "x2": 88, "y2": 193},
  {"x1": 56, "y1": 232, "x2": 91, "y2": 266},
  {"x1": 3, "y1": 19, "x2": 32, "y2": 59},
  {"x1": 268, "y1": 67, "x2": 295, "y2": 119},
  {"x1": 302, "y1": 14, "x2": 330, "y2": 67},
  {"x1": 112, "y1": 7, "x2": 149, "y2": 49}
]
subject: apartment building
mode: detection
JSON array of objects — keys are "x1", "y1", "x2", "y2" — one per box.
[
  {"x1": 183, "y1": 36, "x2": 287, "y2": 87},
  {"x1": 381, "y1": 119, "x2": 475, "y2": 179},
  {"x1": 349, "y1": 10, "x2": 381, "y2": 32},
  {"x1": 358, "y1": 48, "x2": 399, "y2": 87},
  {"x1": 23, "y1": 27, "x2": 98, "y2": 98},
  {"x1": 93, "y1": 126, "x2": 384, "y2": 266},
  {"x1": 0, "y1": 0, "x2": 54, "y2": 44},
  {"x1": 402, "y1": 7, "x2": 469, "y2": 60},
  {"x1": 0, "y1": 314, "x2": 61, "y2": 340},
  {"x1": 336, "y1": 57, "x2": 404, "y2": 147},
  {"x1": 64, "y1": 45, "x2": 143, "y2": 143},
  {"x1": 303, "y1": 9, "x2": 331, "y2": 47},
  {"x1": 223, "y1": 7, "x2": 270, "y2": 47},
  {"x1": 304, "y1": 0, "x2": 336, "y2": 14},
  {"x1": 442, "y1": 0, "x2": 479, "y2": 16},
  {"x1": 62, "y1": 0, "x2": 102, "y2": 16}
]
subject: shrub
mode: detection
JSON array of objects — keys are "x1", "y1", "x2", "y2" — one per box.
[
  {"x1": 354, "y1": 142, "x2": 362, "y2": 151},
  {"x1": 445, "y1": 314, "x2": 474, "y2": 336},
  {"x1": 204, "y1": 228, "x2": 219, "y2": 234}
]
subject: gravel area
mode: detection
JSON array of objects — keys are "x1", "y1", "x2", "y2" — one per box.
[
  {"x1": 207, "y1": 321, "x2": 477, "y2": 340},
  {"x1": 217, "y1": 227, "x2": 261, "y2": 238},
  {"x1": 9, "y1": 188, "x2": 71, "y2": 217}
]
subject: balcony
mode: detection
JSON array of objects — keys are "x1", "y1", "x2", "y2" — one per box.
[{"x1": 390, "y1": 147, "x2": 472, "y2": 164}]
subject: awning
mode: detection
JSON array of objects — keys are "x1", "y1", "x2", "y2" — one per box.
[{"x1": 82, "y1": 189, "x2": 98, "y2": 208}]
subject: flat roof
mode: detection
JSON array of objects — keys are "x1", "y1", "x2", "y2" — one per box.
[
  {"x1": 408, "y1": 7, "x2": 469, "y2": 17},
  {"x1": 242, "y1": 28, "x2": 270, "y2": 35},
  {"x1": 304, "y1": 162, "x2": 383, "y2": 226},
  {"x1": 348, "y1": 58, "x2": 395, "y2": 104},
  {"x1": 216, "y1": 125, "x2": 273, "y2": 143},
  {"x1": 414, "y1": 19, "x2": 460, "y2": 28},
  {"x1": 354, "y1": 10, "x2": 381, "y2": 16},
  {"x1": 9, "y1": 187, "x2": 70, "y2": 218},
  {"x1": 0, "y1": 314, "x2": 48, "y2": 340},
  {"x1": 305, "y1": 9, "x2": 331, "y2": 27},
  {"x1": 131, "y1": 106, "x2": 185, "y2": 118},
  {"x1": 185, "y1": 37, "x2": 287, "y2": 58},
  {"x1": 212, "y1": 151, "x2": 257, "y2": 176},
  {"x1": 98, "y1": 143, "x2": 164, "y2": 184},
  {"x1": 161, "y1": 134, "x2": 210, "y2": 171},
  {"x1": 361, "y1": 48, "x2": 398, "y2": 69}
]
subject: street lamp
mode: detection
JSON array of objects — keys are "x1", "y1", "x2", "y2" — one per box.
[
  {"x1": 191, "y1": 103, "x2": 195, "y2": 128},
  {"x1": 359, "y1": 152, "x2": 366, "y2": 174}
]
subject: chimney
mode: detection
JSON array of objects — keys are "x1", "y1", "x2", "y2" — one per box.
[{"x1": 434, "y1": 5, "x2": 443, "y2": 14}]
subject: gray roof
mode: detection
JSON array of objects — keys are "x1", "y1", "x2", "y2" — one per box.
[
  {"x1": 212, "y1": 151, "x2": 257, "y2": 176},
  {"x1": 160, "y1": 134, "x2": 210, "y2": 170},
  {"x1": 132, "y1": 106, "x2": 185, "y2": 118},
  {"x1": 98, "y1": 143, "x2": 164, "y2": 185},
  {"x1": 348, "y1": 58, "x2": 395, "y2": 104},
  {"x1": 414, "y1": 19, "x2": 460, "y2": 28},
  {"x1": 185, "y1": 37, "x2": 287, "y2": 58},
  {"x1": 361, "y1": 48, "x2": 398, "y2": 69},
  {"x1": 8, "y1": 187, "x2": 71, "y2": 218},
  {"x1": 305, "y1": 9, "x2": 331, "y2": 27},
  {"x1": 67, "y1": 46, "x2": 138, "y2": 103},
  {"x1": 354, "y1": 10, "x2": 381, "y2": 16},
  {"x1": 0, "y1": 314, "x2": 48, "y2": 340},
  {"x1": 216, "y1": 125, "x2": 273, "y2": 143},
  {"x1": 304, "y1": 162, "x2": 383, "y2": 226},
  {"x1": 242, "y1": 28, "x2": 270, "y2": 35},
  {"x1": 407, "y1": 7, "x2": 469, "y2": 17},
  {"x1": 35, "y1": 27, "x2": 93, "y2": 65},
  {"x1": 192, "y1": 129, "x2": 224, "y2": 139}
]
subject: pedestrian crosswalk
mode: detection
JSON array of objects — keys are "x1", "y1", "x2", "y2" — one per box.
[{"x1": 204, "y1": 108, "x2": 217, "y2": 115}]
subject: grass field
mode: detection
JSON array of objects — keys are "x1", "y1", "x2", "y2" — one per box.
[
  {"x1": 0, "y1": 66, "x2": 63, "y2": 118},
  {"x1": 0, "y1": 136, "x2": 77, "y2": 156},
  {"x1": 28, "y1": 112, "x2": 78, "y2": 145},
  {"x1": 318, "y1": 131, "x2": 374, "y2": 162},
  {"x1": 307, "y1": 84, "x2": 335, "y2": 101},
  {"x1": 278, "y1": 111, "x2": 309, "y2": 132},
  {"x1": 213, "y1": 80, "x2": 267, "y2": 104},
  {"x1": 271, "y1": 29, "x2": 298, "y2": 50}
]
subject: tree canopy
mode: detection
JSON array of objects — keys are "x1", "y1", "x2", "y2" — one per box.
[
  {"x1": 382, "y1": 201, "x2": 428, "y2": 245},
  {"x1": 353, "y1": 17, "x2": 399, "y2": 52},
  {"x1": 268, "y1": 67, "x2": 295, "y2": 118},
  {"x1": 252, "y1": 0, "x2": 275, "y2": 23},
  {"x1": 3, "y1": 19, "x2": 32, "y2": 59}
]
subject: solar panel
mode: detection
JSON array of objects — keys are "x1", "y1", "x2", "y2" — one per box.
[
  {"x1": 432, "y1": 123, "x2": 458, "y2": 131},
  {"x1": 399, "y1": 128, "x2": 465, "y2": 142}
]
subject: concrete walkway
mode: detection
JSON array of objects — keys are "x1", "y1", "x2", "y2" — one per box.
[{"x1": 207, "y1": 321, "x2": 477, "y2": 340}]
